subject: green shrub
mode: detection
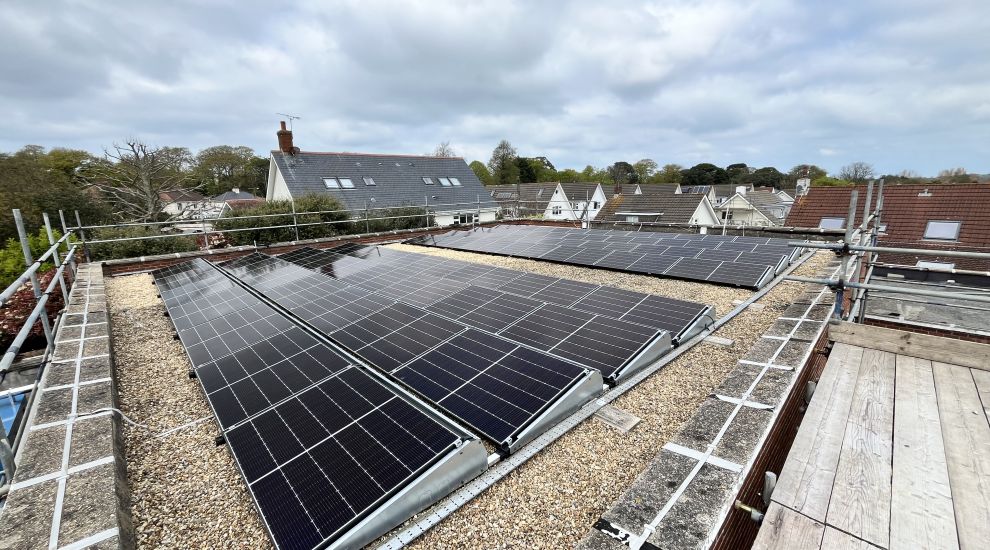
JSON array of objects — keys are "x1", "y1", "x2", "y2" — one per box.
[
  {"x1": 0, "y1": 228, "x2": 62, "y2": 289},
  {"x1": 215, "y1": 194, "x2": 350, "y2": 246},
  {"x1": 84, "y1": 226, "x2": 199, "y2": 261},
  {"x1": 362, "y1": 206, "x2": 431, "y2": 233}
]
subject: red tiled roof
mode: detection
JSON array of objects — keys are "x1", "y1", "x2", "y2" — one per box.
[{"x1": 785, "y1": 184, "x2": 990, "y2": 269}]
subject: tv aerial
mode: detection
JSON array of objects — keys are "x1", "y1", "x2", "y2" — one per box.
[{"x1": 276, "y1": 113, "x2": 301, "y2": 130}]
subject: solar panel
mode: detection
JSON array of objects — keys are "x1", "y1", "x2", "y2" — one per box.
[
  {"x1": 416, "y1": 225, "x2": 803, "y2": 289},
  {"x1": 153, "y1": 260, "x2": 489, "y2": 550}
]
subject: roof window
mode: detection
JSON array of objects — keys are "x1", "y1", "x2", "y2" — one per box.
[
  {"x1": 438, "y1": 177, "x2": 452, "y2": 187},
  {"x1": 818, "y1": 217, "x2": 845, "y2": 229},
  {"x1": 323, "y1": 177, "x2": 340, "y2": 189},
  {"x1": 924, "y1": 221, "x2": 960, "y2": 241},
  {"x1": 423, "y1": 177, "x2": 435, "y2": 185},
  {"x1": 916, "y1": 260, "x2": 955, "y2": 271},
  {"x1": 338, "y1": 178, "x2": 354, "y2": 189},
  {"x1": 363, "y1": 177, "x2": 376, "y2": 186},
  {"x1": 450, "y1": 177, "x2": 462, "y2": 186}
]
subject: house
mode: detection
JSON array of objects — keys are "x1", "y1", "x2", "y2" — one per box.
[
  {"x1": 266, "y1": 121, "x2": 498, "y2": 227},
  {"x1": 632, "y1": 183, "x2": 680, "y2": 196},
  {"x1": 785, "y1": 183, "x2": 990, "y2": 270},
  {"x1": 159, "y1": 189, "x2": 206, "y2": 216},
  {"x1": 543, "y1": 182, "x2": 610, "y2": 222},
  {"x1": 717, "y1": 188, "x2": 790, "y2": 226},
  {"x1": 487, "y1": 182, "x2": 557, "y2": 218},
  {"x1": 212, "y1": 188, "x2": 263, "y2": 202},
  {"x1": 594, "y1": 191, "x2": 721, "y2": 229}
]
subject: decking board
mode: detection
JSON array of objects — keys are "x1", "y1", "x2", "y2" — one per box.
[{"x1": 751, "y1": 503, "x2": 824, "y2": 550}]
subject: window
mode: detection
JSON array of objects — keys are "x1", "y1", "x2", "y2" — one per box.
[
  {"x1": 916, "y1": 260, "x2": 955, "y2": 271},
  {"x1": 924, "y1": 221, "x2": 961, "y2": 241},
  {"x1": 819, "y1": 217, "x2": 845, "y2": 229},
  {"x1": 625, "y1": 215, "x2": 640, "y2": 223},
  {"x1": 551, "y1": 205, "x2": 562, "y2": 215},
  {"x1": 423, "y1": 177, "x2": 435, "y2": 185},
  {"x1": 457, "y1": 213, "x2": 474, "y2": 224},
  {"x1": 877, "y1": 223, "x2": 887, "y2": 233},
  {"x1": 338, "y1": 178, "x2": 354, "y2": 189},
  {"x1": 450, "y1": 177, "x2": 462, "y2": 186},
  {"x1": 592, "y1": 201, "x2": 600, "y2": 209},
  {"x1": 322, "y1": 177, "x2": 340, "y2": 189},
  {"x1": 363, "y1": 177, "x2": 376, "y2": 186},
  {"x1": 438, "y1": 177, "x2": 452, "y2": 187}
]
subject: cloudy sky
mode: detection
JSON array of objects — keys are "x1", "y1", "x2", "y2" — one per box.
[{"x1": 2, "y1": 0, "x2": 988, "y2": 175}]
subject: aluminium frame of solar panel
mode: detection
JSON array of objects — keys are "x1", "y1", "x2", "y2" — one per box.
[
  {"x1": 152, "y1": 260, "x2": 489, "y2": 550},
  {"x1": 211, "y1": 254, "x2": 605, "y2": 453}
]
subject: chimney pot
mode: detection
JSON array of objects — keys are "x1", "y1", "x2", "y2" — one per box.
[
  {"x1": 277, "y1": 121, "x2": 294, "y2": 154},
  {"x1": 232, "y1": 187, "x2": 239, "y2": 194}
]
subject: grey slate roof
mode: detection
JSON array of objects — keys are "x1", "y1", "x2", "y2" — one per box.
[
  {"x1": 597, "y1": 193, "x2": 707, "y2": 224},
  {"x1": 272, "y1": 151, "x2": 498, "y2": 213},
  {"x1": 558, "y1": 182, "x2": 602, "y2": 201},
  {"x1": 212, "y1": 189, "x2": 261, "y2": 201}
]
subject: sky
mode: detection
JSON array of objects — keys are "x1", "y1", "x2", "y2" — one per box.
[{"x1": 1, "y1": 0, "x2": 988, "y2": 176}]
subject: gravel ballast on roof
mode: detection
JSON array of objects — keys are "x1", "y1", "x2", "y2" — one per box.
[
  {"x1": 105, "y1": 247, "x2": 830, "y2": 549},
  {"x1": 106, "y1": 274, "x2": 271, "y2": 549}
]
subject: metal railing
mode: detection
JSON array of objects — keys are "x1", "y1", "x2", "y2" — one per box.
[
  {"x1": 782, "y1": 180, "x2": 990, "y2": 323},
  {"x1": 1, "y1": 209, "x2": 78, "y2": 494}
]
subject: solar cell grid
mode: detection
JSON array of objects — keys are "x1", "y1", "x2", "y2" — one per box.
[{"x1": 420, "y1": 225, "x2": 801, "y2": 289}]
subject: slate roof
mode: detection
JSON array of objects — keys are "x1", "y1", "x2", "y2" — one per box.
[
  {"x1": 558, "y1": 182, "x2": 603, "y2": 201},
  {"x1": 272, "y1": 151, "x2": 498, "y2": 213},
  {"x1": 635, "y1": 184, "x2": 679, "y2": 196},
  {"x1": 159, "y1": 189, "x2": 205, "y2": 202},
  {"x1": 596, "y1": 192, "x2": 707, "y2": 224},
  {"x1": 740, "y1": 191, "x2": 789, "y2": 224},
  {"x1": 212, "y1": 189, "x2": 261, "y2": 201},
  {"x1": 785, "y1": 183, "x2": 990, "y2": 269}
]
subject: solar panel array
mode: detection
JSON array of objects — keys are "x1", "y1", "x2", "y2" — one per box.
[
  {"x1": 411, "y1": 225, "x2": 804, "y2": 289},
  {"x1": 153, "y1": 260, "x2": 485, "y2": 550},
  {"x1": 278, "y1": 245, "x2": 713, "y2": 345},
  {"x1": 217, "y1": 253, "x2": 602, "y2": 447}
]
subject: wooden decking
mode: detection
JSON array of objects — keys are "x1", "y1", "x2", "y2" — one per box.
[{"x1": 753, "y1": 323, "x2": 990, "y2": 550}]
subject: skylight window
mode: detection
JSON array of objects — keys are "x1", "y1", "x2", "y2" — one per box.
[
  {"x1": 924, "y1": 221, "x2": 960, "y2": 241},
  {"x1": 438, "y1": 177, "x2": 452, "y2": 187},
  {"x1": 916, "y1": 260, "x2": 955, "y2": 271},
  {"x1": 819, "y1": 217, "x2": 845, "y2": 229},
  {"x1": 338, "y1": 178, "x2": 354, "y2": 189},
  {"x1": 322, "y1": 177, "x2": 340, "y2": 189},
  {"x1": 423, "y1": 177, "x2": 435, "y2": 185},
  {"x1": 363, "y1": 177, "x2": 376, "y2": 186},
  {"x1": 450, "y1": 177, "x2": 462, "y2": 186}
]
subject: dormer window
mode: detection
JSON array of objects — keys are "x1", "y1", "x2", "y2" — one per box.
[{"x1": 924, "y1": 221, "x2": 960, "y2": 241}]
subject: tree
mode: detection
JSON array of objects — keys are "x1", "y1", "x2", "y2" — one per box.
[
  {"x1": 84, "y1": 140, "x2": 193, "y2": 222},
  {"x1": 812, "y1": 176, "x2": 853, "y2": 187},
  {"x1": 680, "y1": 163, "x2": 729, "y2": 188},
  {"x1": 653, "y1": 163, "x2": 683, "y2": 184},
  {"x1": 193, "y1": 145, "x2": 261, "y2": 196},
  {"x1": 788, "y1": 164, "x2": 827, "y2": 184},
  {"x1": 938, "y1": 167, "x2": 971, "y2": 183},
  {"x1": 469, "y1": 160, "x2": 493, "y2": 185},
  {"x1": 726, "y1": 163, "x2": 750, "y2": 184},
  {"x1": 557, "y1": 168, "x2": 581, "y2": 183},
  {"x1": 607, "y1": 161, "x2": 639, "y2": 193},
  {"x1": 745, "y1": 167, "x2": 786, "y2": 189},
  {"x1": 516, "y1": 157, "x2": 538, "y2": 183},
  {"x1": 0, "y1": 146, "x2": 110, "y2": 243},
  {"x1": 838, "y1": 162, "x2": 874, "y2": 183},
  {"x1": 432, "y1": 141, "x2": 456, "y2": 157},
  {"x1": 488, "y1": 140, "x2": 520, "y2": 185},
  {"x1": 633, "y1": 159, "x2": 658, "y2": 182}
]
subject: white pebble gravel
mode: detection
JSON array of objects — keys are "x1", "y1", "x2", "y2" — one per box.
[{"x1": 104, "y1": 248, "x2": 832, "y2": 550}]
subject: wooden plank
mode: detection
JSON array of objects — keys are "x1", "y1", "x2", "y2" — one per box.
[
  {"x1": 829, "y1": 322, "x2": 990, "y2": 372},
  {"x1": 773, "y1": 343, "x2": 864, "y2": 521},
  {"x1": 933, "y1": 362, "x2": 990, "y2": 550},
  {"x1": 821, "y1": 527, "x2": 876, "y2": 549},
  {"x1": 752, "y1": 503, "x2": 824, "y2": 550},
  {"x1": 972, "y1": 369, "x2": 990, "y2": 424},
  {"x1": 890, "y1": 356, "x2": 958, "y2": 550},
  {"x1": 826, "y1": 348, "x2": 895, "y2": 548}
]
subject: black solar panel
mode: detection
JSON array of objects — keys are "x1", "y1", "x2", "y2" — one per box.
[
  {"x1": 153, "y1": 259, "x2": 484, "y2": 550},
  {"x1": 415, "y1": 225, "x2": 802, "y2": 289}
]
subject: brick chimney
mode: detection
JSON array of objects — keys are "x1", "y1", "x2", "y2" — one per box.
[{"x1": 277, "y1": 121, "x2": 294, "y2": 154}]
